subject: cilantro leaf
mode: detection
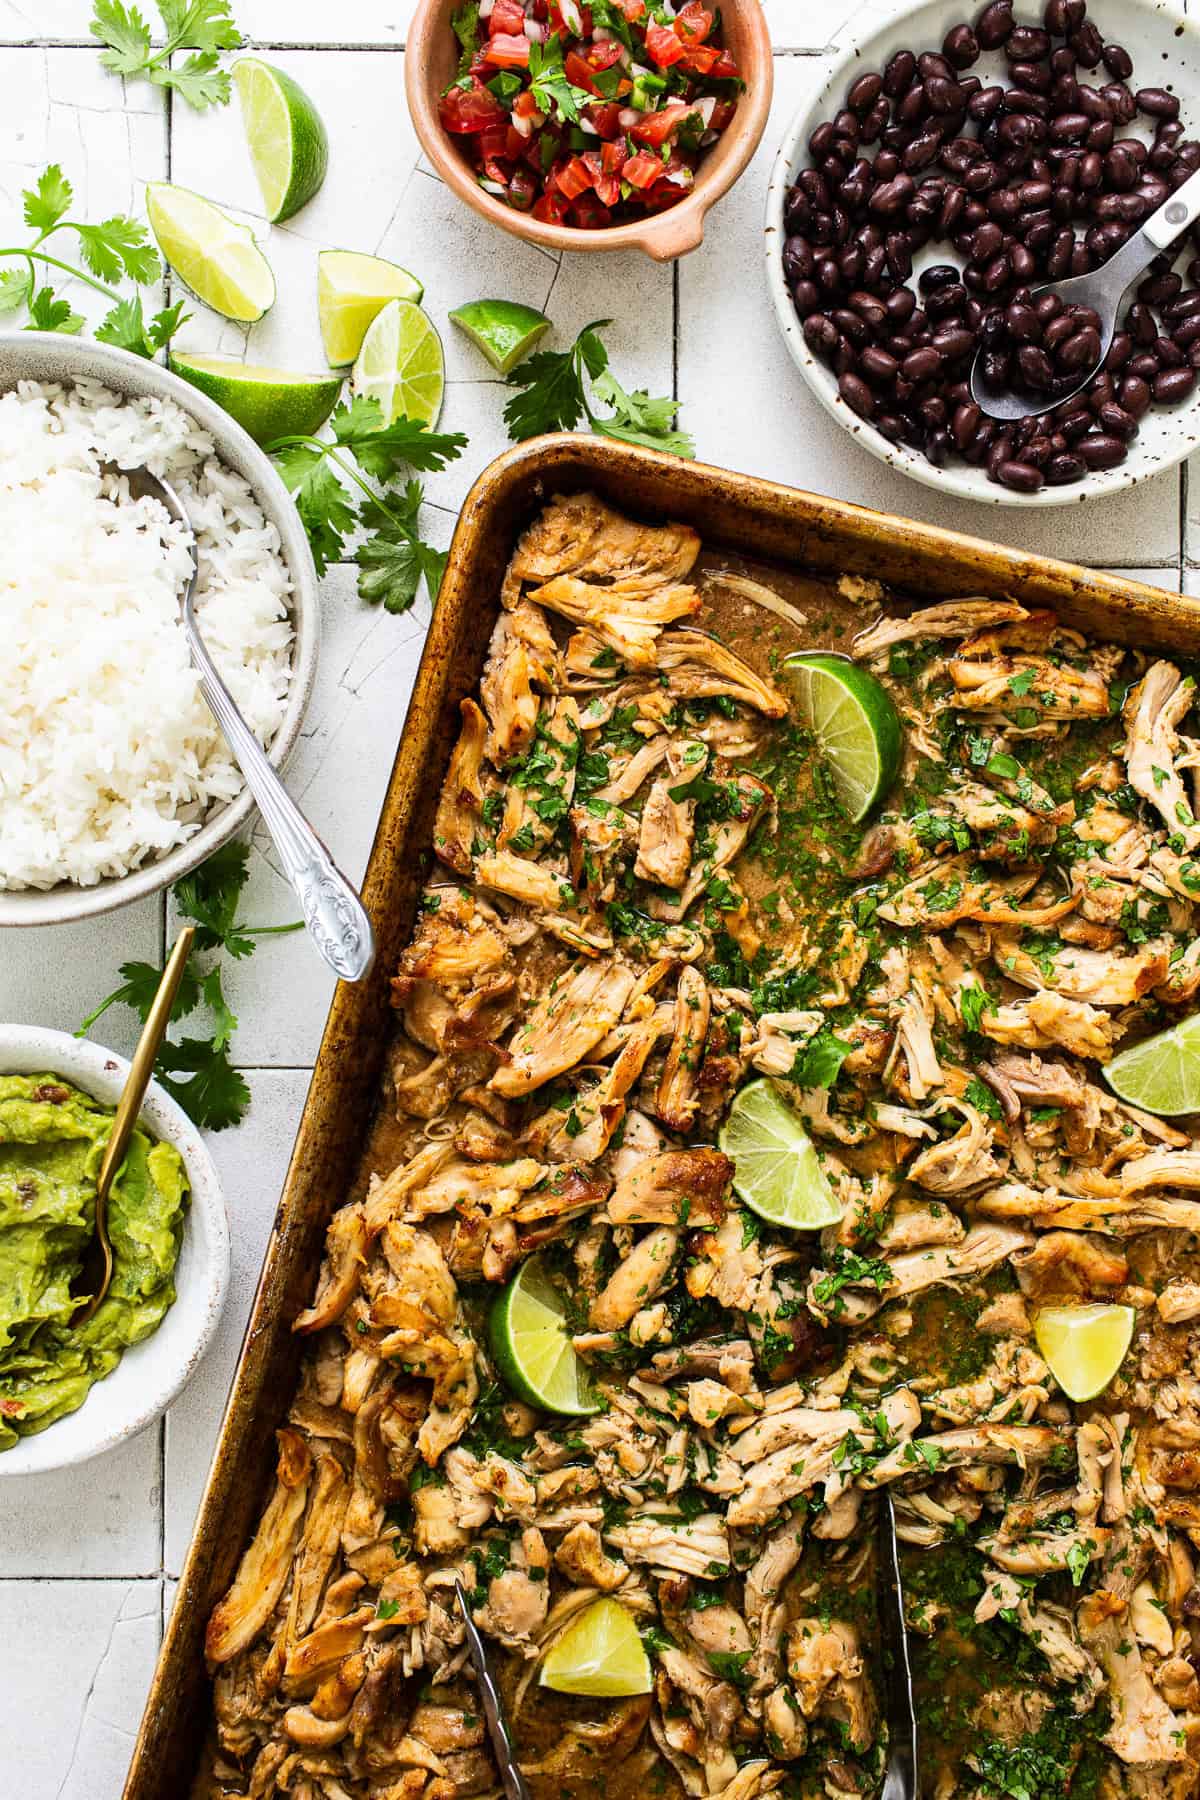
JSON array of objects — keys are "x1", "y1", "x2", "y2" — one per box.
[
  {"x1": 73, "y1": 215, "x2": 160, "y2": 286},
  {"x1": 503, "y1": 319, "x2": 690, "y2": 455},
  {"x1": 89, "y1": 0, "x2": 239, "y2": 109},
  {"x1": 25, "y1": 286, "x2": 85, "y2": 335},
  {"x1": 0, "y1": 269, "x2": 30, "y2": 314},
  {"x1": 959, "y1": 979, "x2": 996, "y2": 1035},
  {"x1": 357, "y1": 529, "x2": 447, "y2": 614},
  {"x1": 96, "y1": 294, "x2": 189, "y2": 358},
  {"x1": 156, "y1": 1036, "x2": 250, "y2": 1130},
  {"x1": 77, "y1": 957, "x2": 202, "y2": 1036},
  {"x1": 273, "y1": 443, "x2": 358, "y2": 575},
  {"x1": 173, "y1": 840, "x2": 252, "y2": 953},
  {"x1": 89, "y1": 0, "x2": 153, "y2": 75},
  {"x1": 528, "y1": 34, "x2": 592, "y2": 124},
  {"x1": 22, "y1": 164, "x2": 73, "y2": 234},
  {"x1": 200, "y1": 966, "x2": 238, "y2": 1053},
  {"x1": 590, "y1": 366, "x2": 695, "y2": 457},
  {"x1": 330, "y1": 398, "x2": 468, "y2": 478},
  {"x1": 451, "y1": 0, "x2": 480, "y2": 61},
  {"x1": 790, "y1": 1028, "x2": 853, "y2": 1091},
  {"x1": 158, "y1": 0, "x2": 241, "y2": 54},
  {"x1": 964, "y1": 1075, "x2": 1004, "y2": 1122},
  {"x1": 153, "y1": 50, "x2": 231, "y2": 109}
]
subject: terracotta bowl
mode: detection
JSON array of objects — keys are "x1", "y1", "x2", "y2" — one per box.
[{"x1": 405, "y1": 0, "x2": 774, "y2": 260}]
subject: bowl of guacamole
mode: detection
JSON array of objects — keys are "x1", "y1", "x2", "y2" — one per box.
[{"x1": 0, "y1": 1025, "x2": 229, "y2": 1475}]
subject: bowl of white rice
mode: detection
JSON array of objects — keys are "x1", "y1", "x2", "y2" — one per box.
[{"x1": 0, "y1": 334, "x2": 318, "y2": 926}]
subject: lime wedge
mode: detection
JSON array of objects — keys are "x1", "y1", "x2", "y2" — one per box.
[
  {"x1": 1034, "y1": 1304, "x2": 1135, "y2": 1402},
  {"x1": 489, "y1": 1256, "x2": 601, "y2": 1417},
  {"x1": 782, "y1": 652, "x2": 902, "y2": 822},
  {"x1": 169, "y1": 353, "x2": 342, "y2": 445},
  {"x1": 146, "y1": 183, "x2": 275, "y2": 324},
  {"x1": 718, "y1": 1078, "x2": 842, "y2": 1230},
  {"x1": 449, "y1": 299, "x2": 551, "y2": 374},
  {"x1": 351, "y1": 298, "x2": 444, "y2": 426},
  {"x1": 318, "y1": 250, "x2": 424, "y2": 367},
  {"x1": 540, "y1": 1599, "x2": 652, "y2": 1698},
  {"x1": 1104, "y1": 1014, "x2": 1200, "y2": 1116},
  {"x1": 234, "y1": 58, "x2": 329, "y2": 223}
]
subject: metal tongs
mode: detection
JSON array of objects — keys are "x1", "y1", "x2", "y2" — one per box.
[
  {"x1": 878, "y1": 1492, "x2": 920, "y2": 1800},
  {"x1": 454, "y1": 1580, "x2": 532, "y2": 1800}
]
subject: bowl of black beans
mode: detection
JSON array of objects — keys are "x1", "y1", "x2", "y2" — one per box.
[{"x1": 766, "y1": 0, "x2": 1200, "y2": 503}]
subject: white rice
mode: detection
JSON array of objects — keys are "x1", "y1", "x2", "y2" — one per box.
[{"x1": 0, "y1": 377, "x2": 294, "y2": 891}]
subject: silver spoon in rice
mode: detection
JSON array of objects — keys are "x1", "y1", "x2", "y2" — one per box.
[{"x1": 108, "y1": 463, "x2": 375, "y2": 983}]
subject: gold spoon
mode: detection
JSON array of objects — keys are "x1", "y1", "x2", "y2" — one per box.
[{"x1": 71, "y1": 925, "x2": 196, "y2": 1327}]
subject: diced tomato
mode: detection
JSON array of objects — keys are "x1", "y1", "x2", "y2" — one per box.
[
  {"x1": 623, "y1": 150, "x2": 665, "y2": 188},
  {"x1": 709, "y1": 51, "x2": 740, "y2": 78},
  {"x1": 601, "y1": 138, "x2": 627, "y2": 175},
  {"x1": 589, "y1": 159, "x2": 622, "y2": 205},
  {"x1": 478, "y1": 124, "x2": 511, "y2": 158},
  {"x1": 678, "y1": 41, "x2": 720, "y2": 74},
  {"x1": 645, "y1": 22, "x2": 686, "y2": 66},
  {"x1": 532, "y1": 187, "x2": 571, "y2": 223},
  {"x1": 564, "y1": 48, "x2": 599, "y2": 93},
  {"x1": 674, "y1": 2, "x2": 714, "y2": 43},
  {"x1": 554, "y1": 153, "x2": 596, "y2": 199},
  {"x1": 483, "y1": 155, "x2": 511, "y2": 186},
  {"x1": 583, "y1": 100, "x2": 623, "y2": 139},
  {"x1": 505, "y1": 124, "x2": 527, "y2": 158},
  {"x1": 586, "y1": 38, "x2": 625, "y2": 71},
  {"x1": 709, "y1": 98, "x2": 737, "y2": 131},
  {"x1": 530, "y1": 0, "x2": 549, "y2": 16},
  {"x1": 509, "y1": 165, "x2": 538, "y2": 210},
  {"x1": 483, "y1": 32, "x2": 532, "y2": 68},
  {"x1": 513, "y1": 88, "x2": 541, "y2": 119},
  {"x1": 488, "y1": 0, "x2": 527, "y2": 35},
  {"x1": 570, "y1": 193, "x2": 612, "y2": 228},
  {"x1": 438, "y1": 81, "x2": 508, "y2": 134},
  {"x1": 618, "y1": 0, "x2": 644, "y2": 17},
  {"x1": 630, "y1": 99, "x2": 702, "y2": 148}
]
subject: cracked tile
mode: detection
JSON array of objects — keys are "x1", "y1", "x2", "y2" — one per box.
[
  {"x1": 164, "y1": 1071, "x2": 309, "y2": 1571},
  {"x1": 0, "y1": 1579, "x2": 160, "y2": 1800}
]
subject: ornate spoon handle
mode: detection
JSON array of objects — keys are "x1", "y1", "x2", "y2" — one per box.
[{"x1": 187, "y1": 624, "x2": 375, "y2": 983}]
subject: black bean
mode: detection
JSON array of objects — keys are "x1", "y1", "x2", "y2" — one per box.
[
  {"x1": 1018, "y1": 344, "x2": 1056, "y2": 388},
  {"x1": 1137, "y1": 87, "x2": 1180, "y2": 121},
  {"x1": 803, "y1": 314, "x2": 840, "y2": 355},
  {"x1": 1127, "y1": 352, "x2": 1160, "y2": 381},
  {"x1": 1069, "y1": 22, "x2": 1103, "y2": 68},
  {"x1": 998, "y1": 458, "x2": 1045, "y2": 490},
  {"x1": 1120, "y1": 375, "x2": 1151, "y2": 417},
  {"x1": 944, "y1": 23, "x2": 981, "y2": 68},
  {"x1": 1007, "y1": 25, "x2": 1050, "y2": 60},
  {"x1": 969, "y1": 85, "x2": 1006, "y2": 122},
  {"x1": 1102, "y1": 43, "x2": 1133, "y2": 81},
  {"x1": 1098, "y1": 402, "x2": 1137, "y2": 438},
  {"x1": 1006, "y1": 300, "x2": 1041, "y2": 340},
  {"x1": 847, "y1": 71, "x2": 884, "y2": 114},
  {"x1": 1079, "y1": 432, "x2": 1127, "y2": 468},
  {"x1": 975, "y1": 1, "x2": 1014, "y2": 50},
  {"x1": 1049, "y1": 111, "x2": 1090, "y2": 141},
  {"x1": 839, "y1": 371, "x2": 876, "y2": 418},
  {"x1": 1045, "y1": 451, "x2": 1086, "y2": 482},
  {"x1": 883, "y1": 49, "x2": 917, "y2": 96}
]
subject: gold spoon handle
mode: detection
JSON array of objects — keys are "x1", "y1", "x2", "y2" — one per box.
[{"x1": 95, "y1": 924, "x2": 196, "y2": 1205}]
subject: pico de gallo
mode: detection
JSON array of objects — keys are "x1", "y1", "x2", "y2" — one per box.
[{"x1": 440, "y1": 1, "x2": 744, "y2": 228}]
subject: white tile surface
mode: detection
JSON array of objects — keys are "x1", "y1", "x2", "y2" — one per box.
[
  {"x1": 164, "y1": 1069, "x2": 310, "y2": 1572},
  {"x1": 0, "y1": 1579, "x2": 160, "y2": 1800},
  {"x1": 3, "y1": 8, "x2": 1199, "y2": 1798}
]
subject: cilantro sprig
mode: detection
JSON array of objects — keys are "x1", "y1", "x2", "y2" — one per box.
[
  {"x1": 503, "y1": 319, "x2": 694, "y2": 455},
  {"x1": 0, "y1": 164, "x2": 184, "y2": 351},
  {"x1": 79, "y1": 842, "x2": 302, "y2": 1131},
  {"x1": 269, "y1": 396, "x2": 467, "y2": 613},
  {"x1": 90, "y1": 0, "x2": 242, "y2": 111}
]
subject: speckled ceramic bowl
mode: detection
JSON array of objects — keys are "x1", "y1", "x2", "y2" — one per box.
[
  {"x1": 0, "y1": 1025, "x2": 229, "y2": 1477},
  {"x1": 765, "y1": 0, "x2": 1200, "y2": 507},
  {"x1": 0, "y1": 333, "x2": 319, "y2": 925}
]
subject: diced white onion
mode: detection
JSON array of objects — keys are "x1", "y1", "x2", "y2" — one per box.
[
  {"x1": 579, "y1": 115, "x2": 599, "y2": 134},
  {"x1": 630, "y1": 61, "x2": 653, "y2": 79},
  {"x1": 524, "y1": 16, "x2": 546, "y2": 39},
  {"x1": 479, "y1": 0, "x2": 495, "y2": 16},
  {"x1": 694, "y1": 95, "x2": 717, "y2": 126},
  {"x1": 700, "y1": 129, "x2": 718, "y2": 146},
  {"x1": 512, "y1": 110, "x2": 535, "y2": 136},
  {"x1": 594, "y1": 24, "x2": 613, "y2": 39},
  {"x1": 560, "y1": 0, "x2": 584, "y2": 32},
  {"x1": 662, "y1": 167, "x2": 694, "y2": 187},
  {"x1": 479, "y1": 177, "x2": 508, "y2": 195},
  {"x1": 618, "y1": 105, "x2": 641, "y2": 128}
]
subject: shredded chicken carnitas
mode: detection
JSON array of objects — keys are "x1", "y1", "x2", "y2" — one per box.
[{"x1": 205, "y1": 494, "x2": 1200, "y2": 1800}]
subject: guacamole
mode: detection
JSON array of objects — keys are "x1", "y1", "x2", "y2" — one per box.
[{"x1": 0, "y1": 1073, "x2": 189, "y2": 1449}]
